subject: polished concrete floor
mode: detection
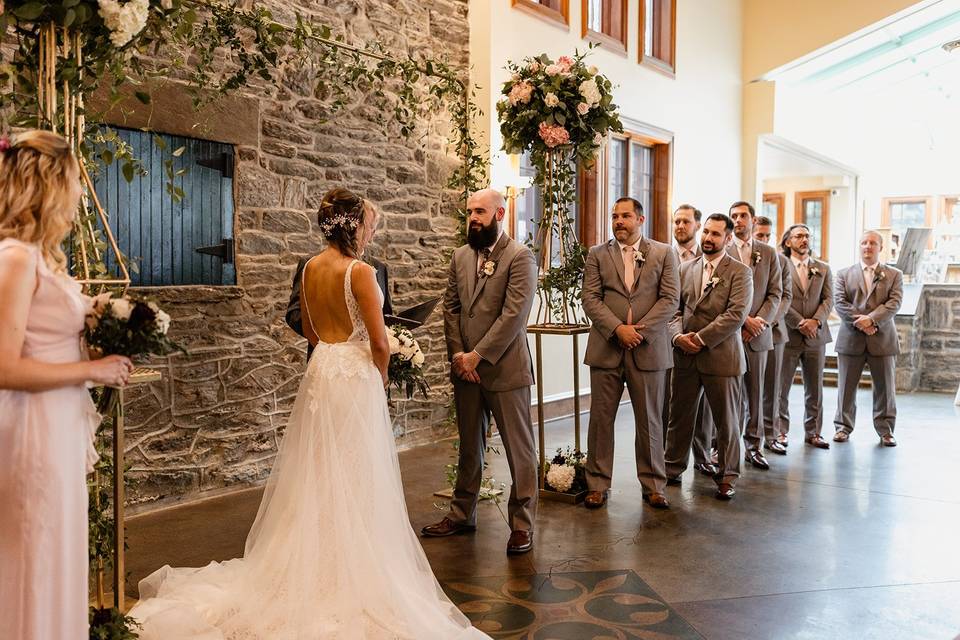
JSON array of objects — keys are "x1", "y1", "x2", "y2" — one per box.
[{"x1": 126, "y1": 387, "x2": 960, "y2": 639}]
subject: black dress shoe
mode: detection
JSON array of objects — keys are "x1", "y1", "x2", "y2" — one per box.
[
  {"x1": 745, "y1": 450, "x2": 770, "y2": 470},
  {"x1": 715, "y1": 483, "x2": 736, "y2": 500},
  {"x1": 666, "y1": 475, "x2": 682, "y2": 486},
  {"x1": 764, "y1": 441, "x2": 787, "y2": 455},
  {"x1": 693, "y1": 462, "x2": 719, "y2": 476},
  {"x1": 421, "y1": 517, "x2": 476, "y2": 537},
  {"x1": 507, "y1": 529, "x2": 533, "y2": 554}
]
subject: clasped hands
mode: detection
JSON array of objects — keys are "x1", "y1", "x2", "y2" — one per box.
[
  {"x1": 797, "y1": 318, "x2": 820, "y2": 339},
  {"x1": 852, "y1": 314, "x2": 878, "y2": 336},
  {"x1": 452, "y1": 350, "x2": 482, "y2": 383},
  {"x1": 740, "y1": 316, "x2": 768, "y2": 342},
  {"x1": 674, "y1": 332, "x2": 704, "y2": 355},
  {"x1": 615, "y1": 323, "x2": 647, "y2": 350}
]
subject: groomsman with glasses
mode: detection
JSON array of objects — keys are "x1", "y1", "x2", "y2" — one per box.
[
  {"x1": 832, "y1": 230, "x2": 903, "y2": 447},
  {"x1": 752, "y1": 217, "x2": 793, "y2": 455},
  {"x1": 777, "y1": 224, "x2": 833, "y2": 450}
]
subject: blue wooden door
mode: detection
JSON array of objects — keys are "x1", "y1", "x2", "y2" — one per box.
[{"x1": 93, "y1": 128, "x2": 235, "y2": 286}]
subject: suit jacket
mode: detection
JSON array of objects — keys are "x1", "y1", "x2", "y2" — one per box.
[
  {"x1": 771, "y1": 252, "x2": 794, "y2": 345},
  {"x1": 444, "y1": 234, "x2": 537, "y2": 392},
  {"x1": 285, "y1": 255, "x2": 392, "y2": 352},
  {"x1": 582, "y1": 238, "x2": 680, "y2": 370},
  {"x1": 726, "y1": 240, "x2": 782, "y2": 352},
  {"x1": 783, "y1": 256, "x2": 833, "y2": 348},
  {"x1": 834, "y1": 263, "x2": 903, "y2": 357},
  {"x1": 668, "y1": 253, "x2": 753, "y2": 377}
]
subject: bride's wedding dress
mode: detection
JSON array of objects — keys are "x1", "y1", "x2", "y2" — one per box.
[{"x1": 130, "y1": 260, "x2": 487, "y2": 639}]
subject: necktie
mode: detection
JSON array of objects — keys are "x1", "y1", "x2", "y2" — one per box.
[
  {"x1": 477, "y1": 248, "x2": 491, "y2": 277},
  {"x1": 623, "y1": 246, "x2": 635, "y2": 323},
  {"x1": 739, "y1": 242, "x2": 751, "y2": 265},
  {"x1": 864, "y1": 266, "x2": 874, "y2": 297},
  {"x1": 700, "y1": 261, "x2": 714, "y2": 297},
  {"x1": 797, "y1": 262, "x2": 809, "y2": 291}
]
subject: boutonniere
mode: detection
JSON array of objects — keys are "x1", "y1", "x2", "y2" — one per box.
[
  {"x1": 808, "y1": 265, "x2": 822, "y2": 278},
  {"x1": 634, "y1": 250, "x2": 646, "y2": 267},
  {"x1": 481, "y1": 259, "x2": 497, "y2": 277},
  {"x1": 752, "y1": 249, "x2": 762, "y2": 265},
  {"x1": 873, "y1": 269, "x2": 885, "y2": 284},
  {"x1": 705, "y1": 275, "x2": 724, "y2": 292}
]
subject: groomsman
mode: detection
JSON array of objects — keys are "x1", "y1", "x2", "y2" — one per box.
[
  {"x1": 753, "y1": 217, "x2": 793, "y2": 455},
  {"x1": 667, "y1": 205, "x2": 717, "y2": 477},
  {"x1": 833, "y1": 230, "x2": 903, "y2": 446},
  {"x1": 582, "y1": 197, "x2": 680, "y2": 510},
  {"x1": 777, "y1": 224, "x2": 833, "y2": 449},
  {"x1": 423, "y1": 188, "x2": 539, "y2": 555},
  {"x1": 665, "y1": 214, "x2": 752, "y2": 500},
  {"x1": 728, "y1": 202, "x2": 782, "y2": 470}
]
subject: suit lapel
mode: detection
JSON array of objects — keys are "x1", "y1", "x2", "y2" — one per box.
[
  {"x1": 631, "y1": 237, "x2": 649, "y2": 291},
  {"x1": 606, "y1": 240, "x2": 628, "y2": 295},
  {"x1": 468, "y1": 235, "x2": 508, "y2": 311}
]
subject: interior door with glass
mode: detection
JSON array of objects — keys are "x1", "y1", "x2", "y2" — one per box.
[{"x1": 795, "y1": 190, "x2": 830, "y2": 260}]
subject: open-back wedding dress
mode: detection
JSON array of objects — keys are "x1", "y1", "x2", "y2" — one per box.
[{"x1": 130, "y1": 260, "x2": 487, "y2": 639}]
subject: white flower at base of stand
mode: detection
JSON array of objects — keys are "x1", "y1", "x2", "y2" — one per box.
[{"x1": 546, "y1": 463, "x2": 576, "y2": 493}]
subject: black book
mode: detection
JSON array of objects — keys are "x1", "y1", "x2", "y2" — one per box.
[{"x1": 384, "y1": 296, "x2": 442, "y2": 330}]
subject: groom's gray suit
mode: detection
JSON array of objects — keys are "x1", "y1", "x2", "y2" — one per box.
[
  {"x1": 581, "y1": 237, "x2": 680, "y2": 496},
  {"x1": 665, "y1": 253, "x2": 752, "y2": 485},
  {"x1": 833, "y1": 262, "x2": 903, "y2": 437},
  {"x1": 444, "y1": 233, "x2": 539, "y2": 532}
]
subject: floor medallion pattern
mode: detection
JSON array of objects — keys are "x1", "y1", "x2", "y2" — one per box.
[{"x1": 442, "y1": 569, "x2": 702, "y2": 639}]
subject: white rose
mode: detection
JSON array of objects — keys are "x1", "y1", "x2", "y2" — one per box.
[
  {"x1": 160, "y1": 0, "x2": 172, "y2": 9},
  {"x1": 154, "y1": 309, "x2": 171, "y2": 335},
  {"x1": 577, "y1": 102, "x2": 590, "y2": 115},
  {"x1": 588, "y1": 65, "x2": 599, "y2": 75},
  {"x1": 400, "y1": 344, "x2": 416, "y2": 360},
  {"x1": 109, "y1": 298, "x2": 134, "y2": 321},
  {"x1": 546, "y1": 463, "x2": 575, "y2": 493},
  {"x1": 579, "y1": 78, "x2": 601, "y2": 106},
  {"x1": 387, "y1": 334, "x2": 401, "y2": 354},
  {"x1": 412, "y1": 351, "x2": 425, "y2": 367},
  {"x1": 544, "y1": 92, "x2": 560, "y2": 107},
  {"x1": 91, "y1": 292, "x2": 112, "y2": 315},
  {"x1": 545, "y1": 64, "x2": 564, "y2": 76},
  {"x1": 511, "y1": 72, "x2": 521, "y2": 82},
  {"x1": 527, "y1": 61, "x2": 541, "y2": 73}
]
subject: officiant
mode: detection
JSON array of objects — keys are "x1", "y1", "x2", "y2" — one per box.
[{"x1": 285, "y1": 205, "x2": 393, "y2": 357}]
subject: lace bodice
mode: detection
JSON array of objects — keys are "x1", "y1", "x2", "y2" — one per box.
[{"x1": 344, "y1": 259, "x2": 379, "y2": 343}]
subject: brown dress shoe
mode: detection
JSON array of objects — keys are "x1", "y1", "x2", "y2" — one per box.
[
  {"x1": 507, "y1": 529, "x2": 533, "y2": 554},
  {"x1": 420, "y1": 517, "x2": 476, "y2": 538},
  {"x1": 765, "y1": 441, "x2": 787, "y2": 455},
  {"x1": 694, "y1": 462, "x2": 719, "y2": 476},
  {"x1": 745, "y1": 450, "x2": 770, "y2": 470},
  {"x1": 584, "y1": 490, "x2": 608, "y2": 509},
  {"x1": 805, "y1": 435, "x2": 830, "y2": 449},
  {"x1": 715, "y1": 483, "x2": 736, "y2": 500},
  {"x1": 776, "y1": 433, "x2": 789, "y2": 446},
  {"x1": 833, "y1": 430, "x2": 849, "y2": 443},
  {"x1": 880, "y1": 434, "x2": 897, "y2": 447},
  {"x1": 642, "y1": 493, "x2": 670, "y2": 509}
]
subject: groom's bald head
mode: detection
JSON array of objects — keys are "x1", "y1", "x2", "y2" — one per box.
[{"x1": 466, "y1": 188, "x2": 506, "y2": 250}]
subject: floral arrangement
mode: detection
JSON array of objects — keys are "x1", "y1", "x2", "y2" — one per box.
[
  {"x1": 86, "y1": 293, "x2": 179, "y2": 359},
  {"x1": 387, "y1": 324, "x2": 429, "y2": 399},
  {"x1": 544, "y1": 446, "x2": 587, "y2": 494},
  {"x1": 497, "y1": 50, "x2": 622, "y2": 165}
]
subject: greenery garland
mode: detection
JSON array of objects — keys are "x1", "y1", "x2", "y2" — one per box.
[{"x1": 1, "y1": 2, "x2": 485, "y2": 636}]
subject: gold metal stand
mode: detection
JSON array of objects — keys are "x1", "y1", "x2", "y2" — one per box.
[
  {"x1": 527, "y1": 323, "x2": 590, "y2": 502},
  {"x1": 94, "y1": 367, "x2": 161, "y2": 612}
]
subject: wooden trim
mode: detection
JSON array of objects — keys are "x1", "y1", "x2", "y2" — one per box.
[
  {"x1": 582, "y1": 0, "x2": 628, "y2": 54},
  {"x1": 513, "y1": 0, "x2": 570, "y2": 28},
  {"x1": 639, "y1": 0, "x2": 676, "y2": 75},
  {"x1": 940, "y1": 195, "x2": 960, "y2": 225},
  {"x1": 762, "y1": 192, "x2": 786, "y2": 239},
  {"x1": 795, "y1": 190, "x2": 831, "y2": 260},
  {"x1": 880, "y1": 196, "x2": 935, "y2": 228}
]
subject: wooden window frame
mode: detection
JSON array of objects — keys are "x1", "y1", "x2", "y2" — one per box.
[
  {"x1": 880, "y1": 196, "x2": 935, "y2": 228},
  {"x1": 940, "y1": 195, "x2": 960, "y2": 225},
  {"x1": 639, "y1": 0, "x2": 677, "y2": 77},
  {"x1": 513, "y1": 0, "x2": 570, "y2": 28},
  {"x1": 581, "y1": 0, "x2": 628, "y2": 55},
  {"x1": 762, "y1": 192, "x2": 786, "y2": 239},
  {"x1": 795, "y1": 190, "x2": 831, "y2": 259}
]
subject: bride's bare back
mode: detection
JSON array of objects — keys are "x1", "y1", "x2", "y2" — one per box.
[{"x1": 300, "y1": 250, "x2": 356, "y2": 345}]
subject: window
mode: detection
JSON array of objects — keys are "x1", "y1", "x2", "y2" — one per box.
[
  {"x1": 640, "y1": 0, "x2": 676, "y2": 75},
  {"x1": 762, "y1": 192, "x2": 785, "y2": 239},
  {"x1": 942, "y1": 196, "x2": 960, "y2": 225},
  {"x1": 881, "y1": 197, "x2": 933, "y2": 242},
  {"x1": 512, "y1": 0, "x2": 569, "y2": 27},
  {"x1": 795, "y1": 191, "x2": 830, "y2": 259},
  {"x1": 600, "y1": 127, "x2": 672, "y2": 243},
  {"x1": 92, "y1": 128, "x2": 236, "y2": 286},
  {"x1": 582, "y1": 0, "x2": 628, "y2": 53},
  {"x1": 513, "y1": 152, "x2": 580, "y2": 267}
]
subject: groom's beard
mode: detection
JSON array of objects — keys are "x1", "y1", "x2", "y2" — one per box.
[{"x1": 467, "y1": 219, "x2": 499, "y2": 250}]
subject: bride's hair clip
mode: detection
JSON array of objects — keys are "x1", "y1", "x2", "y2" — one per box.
[{"x1": 319, "y1": 213, "x2": 360, "y2": 235}]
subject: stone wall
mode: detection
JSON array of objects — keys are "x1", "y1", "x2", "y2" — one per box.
[
  {"x1": 895, "y1": 284, "x2": 960, "y2": 394},
  {"x1": 121, "y1": 0, "x2": 469, "y2": 509}
]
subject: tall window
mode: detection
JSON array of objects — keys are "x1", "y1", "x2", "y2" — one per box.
[
  {"x1": 604, "y1": 132, "x2": 668, "y2": 241},
  {"x1": 796, "y1": 191, "x2": 830, "y2": 259},
  {"x1": 512, "y1": 0, "x2": 569, "y2": 26},
  {"x1": 762, "y1": 192, "x2": 785, "y2": 239},
  {"x1": 582, "y1": 0, "x2": 628, "y2": 53},
  {"x1": 640, "y1": 0, "x2": 676, "y2": 74},
  {"x1": 92, "y1": 128, "x2": 236, "y2": 286}
]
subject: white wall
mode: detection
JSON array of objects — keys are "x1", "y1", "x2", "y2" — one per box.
[{"x1": 469, "y1": 0, "x2": 744, "y2": 401}]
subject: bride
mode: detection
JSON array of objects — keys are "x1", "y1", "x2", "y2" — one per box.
[{"x1": 130, "y1": 188, "x2": 488, "y2": 639}]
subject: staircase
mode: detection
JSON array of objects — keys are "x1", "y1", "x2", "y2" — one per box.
[{"x1": 794, "y1": 354, "x2": 872, "y2": 388}]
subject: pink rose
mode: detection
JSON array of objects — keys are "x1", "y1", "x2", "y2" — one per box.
[
  {"x1": 538, "y1": 122, "x2": 571, "y2": 148},
  {"x1": 544, "y1": 64, "x2": 564, "y2": 76},
  {"x1": 508, "y1": 81, "x2": 534, "y2": 106},
  {"x1": 557, "y1": 55, "x2": 575, "y2": 72},
  {"x1": 577, "y1": 102, "x2": 590, "y2": 115},
  {"x1": 528, "y1": 61, "x2": 541, "y2": 73}
]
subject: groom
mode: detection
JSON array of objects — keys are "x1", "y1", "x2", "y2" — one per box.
[{"x1": 422, "y1": 188, "x2": 539, "y2": 555}]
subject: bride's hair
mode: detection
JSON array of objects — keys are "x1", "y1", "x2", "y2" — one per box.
[
  {"x1": 0, "y1": 130, "x2": 80, "y2": 273},
  {"x1": 317, "y1": 187, "x2": 366, "y2": 258}
]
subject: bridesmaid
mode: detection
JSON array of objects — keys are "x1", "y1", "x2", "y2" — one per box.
[{"x1": 0, "y1": 130, "x2": 135, "y2": 640}]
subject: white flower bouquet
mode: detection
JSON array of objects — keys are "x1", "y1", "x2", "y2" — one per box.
[
  {"x1": 544, "y1": 446, "x2": 587, "y2": 494},
  {"x1": 387, "y1": 324, "x2": 429, "y2": 399},
  {"x1": 85, "y1": 293, "x2": 180, "y2": 359}
]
